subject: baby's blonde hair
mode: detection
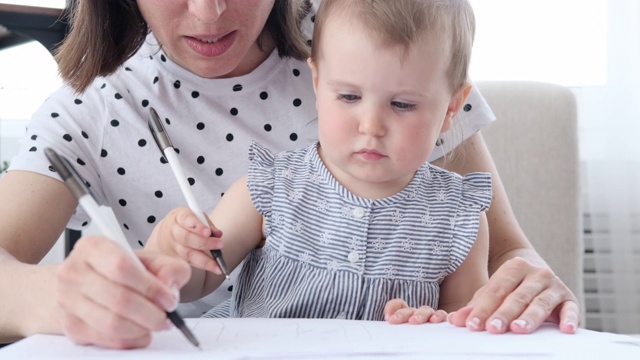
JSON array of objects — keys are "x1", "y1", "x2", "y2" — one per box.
[{"x1": 310, "y1": 0, "x2": 475, "y2": 93}]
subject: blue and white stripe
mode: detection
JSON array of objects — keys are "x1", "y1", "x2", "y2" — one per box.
[{"x1": 204, "y1": 141, "x2": 492, "y2": 320}]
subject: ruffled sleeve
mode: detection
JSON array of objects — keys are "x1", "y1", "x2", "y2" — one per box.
[
  {"x1": 447, "y1": 172, "x2": 492, "y2": 274},
  {"x1": 247, "y1": 141, "x2": 277, "y2": 219}
]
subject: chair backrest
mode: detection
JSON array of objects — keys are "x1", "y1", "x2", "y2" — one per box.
[{"x1": 475, "y1": 81, "x2": 584, "y2": 315}]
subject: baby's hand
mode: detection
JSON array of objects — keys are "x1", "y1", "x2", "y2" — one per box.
[
  {"x1": 384, "y1": 298, "x2": 448, "y2": 324},
  {"x1": 146, "y1": 206, "x2": 224, "y2": 274}
]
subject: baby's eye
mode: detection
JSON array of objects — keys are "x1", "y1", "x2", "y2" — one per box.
[
  {"x1": 391, "y1": 101, "x2": 417, "y2": 111},
  {"x1": 337, "y1": 94, "x2": 360, "y2": 103}
]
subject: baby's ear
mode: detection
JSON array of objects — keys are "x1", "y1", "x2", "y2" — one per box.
[
  {"x1": 441, "y1": 82, "x2": 473, "y2": 133},
  {"x1": 307, "y1": 58, "x2": 319, "y2": 95}
]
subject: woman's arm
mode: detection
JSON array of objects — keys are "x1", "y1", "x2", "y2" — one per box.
[
  {"x1": 0, "y1": 170, "x2": 189, "y2": 348},
  {"x1": 0, "y1": 171, "x2": 75, "y2": 341},
  {"x1": 435, "y1": 132, "x2": 580, "y2": 334}
]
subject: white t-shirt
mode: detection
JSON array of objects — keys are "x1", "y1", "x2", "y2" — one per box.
[{"x1": 9, "y1": 30, "x2": 494, "y2": 316}]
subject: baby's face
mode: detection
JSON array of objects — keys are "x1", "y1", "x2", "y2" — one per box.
[{"x1": 309, "y1": 15, "x2": 459, "y2": 198}]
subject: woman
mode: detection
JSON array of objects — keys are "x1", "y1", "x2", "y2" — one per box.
[{"x1": 0, "y1": 0, "x2": 578, "y2": 349}]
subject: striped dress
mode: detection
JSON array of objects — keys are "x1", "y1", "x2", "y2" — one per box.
[{"x1": 204, "y1": 141, "x2": 492, "y2": 320}]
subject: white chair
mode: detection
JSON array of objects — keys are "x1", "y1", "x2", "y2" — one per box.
[{"x1": 475, "y1": 81, "x2": 584, "y2": 319}]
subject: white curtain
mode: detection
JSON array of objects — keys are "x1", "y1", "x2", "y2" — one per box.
[{"x1": 576, "y1": 1, "x2": 640, "y2": 334}]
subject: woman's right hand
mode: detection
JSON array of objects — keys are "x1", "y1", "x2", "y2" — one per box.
[
  {"x1": 146, "y1": 206, "x2": 224, "y2": 274},
  {"x1": 56, "y1": 236, "x2": 191, "y2": 349}
]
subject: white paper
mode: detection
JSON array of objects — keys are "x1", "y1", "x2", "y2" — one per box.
[{"x1": 1, "y1": 318, "x2": 639, "y2": 359}]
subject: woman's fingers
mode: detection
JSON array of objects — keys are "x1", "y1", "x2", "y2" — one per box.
[
  {"x1": 57, "y1": 236, "x2": 188, "y2": 349},
  {"x1": 456, "y1": 257, "x2": 580, "y2": 334}
]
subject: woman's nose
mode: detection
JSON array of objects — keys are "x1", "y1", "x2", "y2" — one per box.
[{"x1": 188, "y1": 0, "x2": 227, "y2": 23}]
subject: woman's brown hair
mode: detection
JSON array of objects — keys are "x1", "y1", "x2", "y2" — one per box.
[{"x1": 55, "y1": 0, "x2": 311, "y2": 94}]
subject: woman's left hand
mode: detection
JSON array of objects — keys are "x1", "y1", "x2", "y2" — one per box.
[
  {"x1": 447, "y1": 257, "x2": 580, "y2": 334},
  {"x1": 384, "y1": 299, "x2": 448, "y2": 324}
]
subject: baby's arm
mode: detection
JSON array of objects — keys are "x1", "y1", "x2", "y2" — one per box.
[
  {"x1": 146, "y1": 175, "x2": 264, "y2": 302},
  {"x1": 385, "y1": 212, "x2": 489, "y2": 324},
  {"x1": 438, "y1": 211, "x2": 490, "y2": 312}
]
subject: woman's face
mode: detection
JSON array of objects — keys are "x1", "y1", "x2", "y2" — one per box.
[{"x1": 137, "y1": 0, "x2": 276, "y2": 78}]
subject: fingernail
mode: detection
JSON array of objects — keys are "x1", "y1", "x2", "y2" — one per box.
[
  {"x1": 164, "y1": 319, "x2": 173, "y2": 330},
  {"x1": 467, "y1": 317, "x2": 480, "y2": 330},
  {"x1": 160, "y1": 286, "x2": 180, "y2": 311},
  {"x1": 564, "y1": 320, "x2": 577, "y2": 332},
  {"x1": 513, "y1": 319, "x2": 529, "y2": 331},
  {"x1": 412, "y1": 315, "x2": 423, "y2": 322},
  {"x1": 489, "y1": 318, "x2": 504, "y2": 332}
]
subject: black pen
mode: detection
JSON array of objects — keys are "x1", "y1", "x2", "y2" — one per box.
[
  {"x1": 44, "y1": 148, "x2": 201, "y2": 350},
  {"x1": 147, "y1": 107, "x2": 230, "y2": 280}
]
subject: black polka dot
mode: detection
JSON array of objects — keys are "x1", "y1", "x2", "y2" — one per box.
[
  {"x1": 74, "y1": 99, "x2": 82, "y2": 105},
  {"x1": 188, "y1": 177, "x2": 195, "y2": 186},
  {"x1": 114, "y1": 93, "x2": 122, "y2": 99},
  {"x1": 101, "y1": 83, "x2": 106, "y2": 89},
  {"x1": 125, "y1": 67, "x2": 132, "y2": 71},
  {"x1": 77, "y1": 158, "x2": 85, "y2": 166},
  {"x1": 153, "y1": 76, "x2": 159, "y2": 84},
  {"x1": 230, "y1": 108, "x2": 238, "y2": 116},
  {"x1": 293, "y1": 69, "x2": 300, "y2": 77},
  {"x1": 30, "y1": 134, "x2": 37, "y2": 140},
  {"x1": 227, "y1": 285, "x2": 233, "y2": 292},
  {"x1": 110, "y1": 119, "x2": 120, "y2": 127},
  {"x1": 138, "y1": 139, "x2": 146, "y2": 147},
  {"x1": 123, "y1": 223, "x2": 129, "y2": 230},
  {"x1": 154, "y1": 191, "x2": 163, "y2": 198},
  {"x1": 141, "y1": 99, "x2": 149, "y2": 107},
  {"x1": 138, "y1": 240, "x2": 144, "y2": 247},
  {"x1": 48, "y1": 165, "x2": 56, "y2": 172},
  {"x1": 147, "y1": 216, "x2": 156, "y2": 223},
  {"x1": 197, "y1": 156, "x2": 205, "y2": 164},
  {"x1": 51, "y1": 112, "x2": 59, "y2": 118},
  {"x1": 436, "y1": 138, "x2": 444, "y2": 146},
  {"x1": 29, "y1": 146, "x2": 37, "y2": 152},
  {"x1": 174, "y1": 80, "x2": 181, "y2": 89},
  {"x1": 63, "y1": 134, "x2": 72, "y2": 142},
  {"x1": 117, "y1": 167, "x2": 126, "y2": 175},
  {"x1": 215, "y1": 168, "x2": 223, "y2": 176},
  {"x1": 160, "y1": 54, "x2": 167, "y2": 62},
  {"x1": 232, "y1": 84, "x2": 243, "y2": 92},
  {"x1": 80, "y1": 131, "x2": 88, "y2": 139},
  {"x1": 293, "y1": 98, "x2": 302, "y2": 107},
  {"x1": 101, "y1": 149, "x2": 108, "y2": 157},
  {"x1": 290, "y1": 133, "x2": 298, "y2": 141},
  {"x1": 191, "y1": 91, "x2": 200, "y2": 98},
  {"x1": 82, "y1": 221, "x2": 88, "y2": 227},
  {"x1": 119, "y1": 199, "x2": 127, "y2": 206},
  {"x1": 260, "y1": 91, "x2": 268, "y2": 100},
  {"x1": 160, "y1": 156, "x2": 167, "y2": 164},
  {"x1": 306, "y1": 39, "x2": 312, "y2": 46},
  {"x1": 196, "y1": 122, "x2": 205, "y2": 130},
  {"x1": 165, "y1": 118, "x2": 171, "y2": 125},
  {"x1": 463, "y1": 103, "x2": 472, "y2": 112},
  {"x1": 264, "y1": 124, "x2": 272, "y2": 132},
  {"x1": 174, "y1": 148, "x2": 180, "y2": 154},
  {"x1": 226, "y1": 133, "x2": 234, "y2": 141}
]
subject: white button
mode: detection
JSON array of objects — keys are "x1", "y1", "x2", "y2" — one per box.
[
  {"x1": 348, "y1": 251, "x2": 359, "y2": 263},
  {"x1": 353, "y1": 207, "x2": 365, "y2": 218}
]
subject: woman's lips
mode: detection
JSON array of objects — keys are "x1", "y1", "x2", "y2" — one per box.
[{"x1": 184, "y1": 31, "x2": 236, "y2": 57}]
